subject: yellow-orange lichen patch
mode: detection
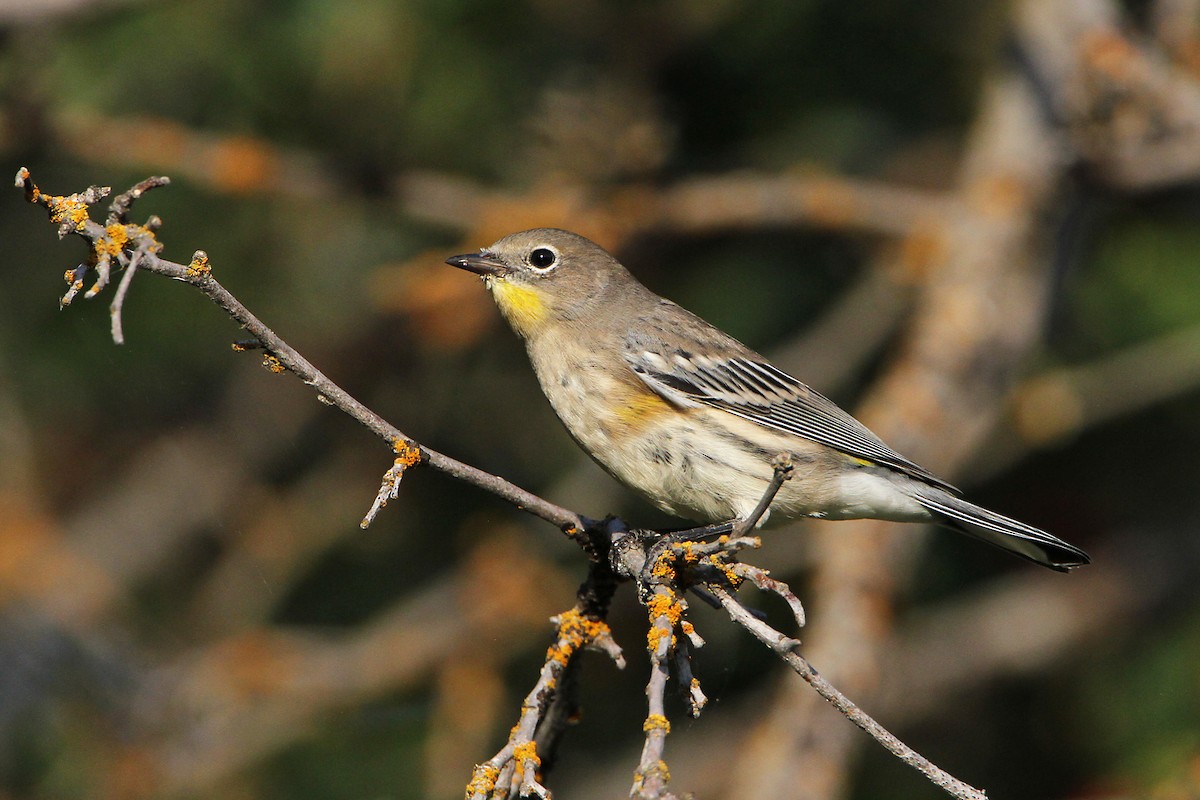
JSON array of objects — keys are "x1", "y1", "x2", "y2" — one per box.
[
  {"x1": 645, "y1": 592, "x2": 681, "y2": 625},
  {"x1": 646, "y1": 623, "x2": 670, "y2": 652},
  {"x1": 97, "y1": 223, "x2": 130, "y2": 258},
  {"x1": 393, "y1": 440, "x2": 423, "y2": 469},
  {"x1": 642, "y1": 714, "x2": 671, "y2": 733},
  {"x1": 632, "y1": 759, "x2": 671, "y2": 792},
  {"x1": 186, "y1": 251, "x2": 212, "y2": 279},
  {"x1": 46, "y1": 194, "x2": 91, "y2": 232},
  {"x1": 512, "y1": 741, "x2": 540, "y2": 777},
  {"x1": 546, "y1": 607, "x2": 612, "y2": 666},
  {"x1": 649, "y1": 551, "x2": 677, "y2": 582},
  {"x1": 464, "y1": 763, "x2": 500, "y2": 796},
  {"x1": 706, "y1": 554, "x2": 744, "y2": 588},
  {"x1": 262, "y1": 354, "x2": 285, "y2": 374}
]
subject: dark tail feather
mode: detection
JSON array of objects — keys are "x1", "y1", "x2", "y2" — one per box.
[{"x1": 906, "y1": 485, "x2": 1090, "y2": 572}]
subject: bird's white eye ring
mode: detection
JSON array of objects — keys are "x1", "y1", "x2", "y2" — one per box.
[{"x1": 528, "y1": 246, "x2": 559, "y2": 272}]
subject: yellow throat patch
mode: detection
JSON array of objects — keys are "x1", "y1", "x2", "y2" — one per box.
[{"x1": 488, "y1": 279, "x2": 547, "y2": 334}]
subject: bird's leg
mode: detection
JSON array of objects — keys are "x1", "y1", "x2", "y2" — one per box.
[
  {"x1": 639, "y1": 455, "x2": 794, "y2": 591},
  {"x1": 729, "y1": 454, "x2": 795, "y2": 538},
  {"x1": 651, "y1": 453, "x2": 796, "y2": 555}
]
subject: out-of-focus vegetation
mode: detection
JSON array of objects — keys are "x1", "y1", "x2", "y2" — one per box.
[{"x1": 2, "y1": 1, "x2": 1200, "y2": 799}]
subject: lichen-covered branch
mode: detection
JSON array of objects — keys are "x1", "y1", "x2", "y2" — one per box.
[
  {"x1": 466, "y1": 589, "x2": 623, "y2": 799},
  {"x1": 15, "y1": 167, "x2": 590, "y2": 547},
  {"x1": 18, "y1": 167, "x2": 992, "y2": 800}
]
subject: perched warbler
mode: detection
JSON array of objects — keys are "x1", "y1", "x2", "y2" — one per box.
[{"x1": 446, "y1": 228, "x2": 1090, "y2": 571}]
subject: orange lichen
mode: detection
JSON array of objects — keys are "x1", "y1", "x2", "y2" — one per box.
[
  {"x1": 186, "y1": 251, "x2": 211, "y2": 279},
  {"x1": 545, "y1": 607, "x2": 612, "y2": 665},
  {"x1": 46, "y1": 194, "x2": 91, "y2": 232},
  {"x1": 643, "y1": 586, "x2": 687, "y2": 653},
  {"x1": 709, "y1": 555, "x2": 744, "y2": 588},
  {"x1": 262, "y1": 355, "x2": 285, "y2": 374},
  {"x1": 632, "y1": 760, "x2": 671, "y2": 791},
  {"x1": 649, "y1": 551, "x2": 676, "y2": 582},
  {"x1": 96, "y1": 223, "x2": 130, "y2": 258},
  {"x1": 464, "y1": 764, "x2": 500, "y2": 796},
  {"x1": 393, "y1": 440, "x2": 422, "y2": 469},
  {"x1": 642, "y1": 714, "x2": 671, "y2": 733},
  {"x1": 645, "y1": 592, "x2": 681, "y2": 625},
  {"x1": 512, "y1": 741, "x2": 540, "y2": 777}
]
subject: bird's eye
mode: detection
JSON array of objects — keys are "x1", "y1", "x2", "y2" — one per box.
[{"x1": 528, "y1": 247, "x2": 557, "y2": 270}]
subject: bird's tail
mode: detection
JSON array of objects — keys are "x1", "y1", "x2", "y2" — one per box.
[{"x1": 905, "y1": 484, "x2": 1090, "y2": 572}]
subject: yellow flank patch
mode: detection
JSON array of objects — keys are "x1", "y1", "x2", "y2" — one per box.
[
  {"x1": 613, "y1": 391, "x2": 672, "y2": 425},
  {"x1": 489, "y1": 279, "x2": 547, "y2": 333}
]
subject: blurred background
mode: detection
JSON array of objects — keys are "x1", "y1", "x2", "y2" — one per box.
[{"x1": 3, "y1": 0, "x2": 1200, "y2": 798}]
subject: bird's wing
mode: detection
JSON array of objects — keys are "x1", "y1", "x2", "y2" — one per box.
[{"x1": 624, "y1": 334, "x2": 957, "y2": 491}]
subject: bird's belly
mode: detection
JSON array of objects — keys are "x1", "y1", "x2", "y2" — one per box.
[
  {"x1": 594, "y1": 415, "x2": 769, "y2": 523},
  {"x1": 564, "y1": 403, "x2": 845, "y2": 524},
  {"x1": 529, "y1": 347, "x2": 925, "y2": 525}
]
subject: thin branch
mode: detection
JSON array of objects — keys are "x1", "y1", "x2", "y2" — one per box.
[
  {"x1": 710, "y1": 585, "x2": 987, "y2": 800},
  {"x1": 109, "y1": 243, "x2": 144, "y2": 345},
  {"x1": 15, "y1": 167, "x2": 590, "y2": 546},
  {"x1": 535, "y1": 558, "x2": 625, "y2": 777},
  {"x1": 631, "y1": 582, "x2": 681, "y2": 800},
  {"x1": 467, "y1": 601, "x2": 623, "y2": 800}
]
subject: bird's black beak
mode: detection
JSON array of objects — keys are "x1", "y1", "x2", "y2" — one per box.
[{"x1": 445, "y1": 251, "x2": 510, "y2": 277}]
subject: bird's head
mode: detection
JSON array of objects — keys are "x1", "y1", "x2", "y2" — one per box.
[{"x1": 446, "y1": 228, "x2": 627, "y2": 338}]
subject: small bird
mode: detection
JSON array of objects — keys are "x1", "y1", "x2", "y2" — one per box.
[{"x1": 446, "y1": 229, "x2": 1090, "y2": 571}]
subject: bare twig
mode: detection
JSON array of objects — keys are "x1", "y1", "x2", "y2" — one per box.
[
  {"x1": 108, "y1": 245, "x2": 142, "y2": 345},
  {"x1": 711, "y1": 585, "x2": 987, "y2": 800},
  {"x1": 360, "y1": 441, "x2": 423, "y2": 528},
  {"x1": 15, "y1": 167, "x2": 590, "y2": 546}
]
